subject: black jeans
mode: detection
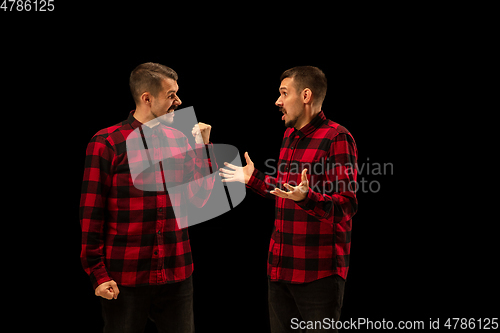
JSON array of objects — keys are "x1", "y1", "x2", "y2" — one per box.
[
  {"x1": 268, "y1": 275, "x2": 345, "y2": 333},
  {"x1": 100, "y1": 275, "x2": 194, "y2": 333}
]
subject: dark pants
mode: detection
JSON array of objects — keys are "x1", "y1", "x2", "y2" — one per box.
[
  {"x1": 100, "y1": 275, "x2": 194, "y2": 333},
  {"x1": 268, "y1": 275, "x2": 345, "y2": 333}
]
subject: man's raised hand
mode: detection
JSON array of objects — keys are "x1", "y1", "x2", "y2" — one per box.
[
  {"x1": 220, "y1": 152, "x2": 254, "y2": 184},
  {"x1": 191, "y1": 122, "x2": 212, "y2": 144}
]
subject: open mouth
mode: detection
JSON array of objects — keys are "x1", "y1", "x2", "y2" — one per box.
[{"x1": 280, "y1": 107, "x2": 286, "y2": 120}]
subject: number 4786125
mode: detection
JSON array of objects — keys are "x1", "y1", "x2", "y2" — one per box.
[
  {"x1": 444, "y1": 318, "x2": 498, "y2": 330},
  {"x1": 1, "y1": 0, "x2": 55, "y2": 11}
]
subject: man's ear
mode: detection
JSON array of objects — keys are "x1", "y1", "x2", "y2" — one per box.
[
  {"x1": 140, "y1": 92, "x2": 152, "y2": 105},
  {"x1": 302, "y1": 88, "x2": 313, "y2": 104}
]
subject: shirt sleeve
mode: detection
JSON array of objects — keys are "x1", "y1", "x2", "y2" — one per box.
[
  {"x1": 246, "y1": 168, "x2": 279, "y2": 201},
  {"x1": 183, "y1": 142, "x2": 217, "y2": 208},
  {"x1": 296, "y1": 133, "x2": 358, "y2": 224},
  {"x1": 79, "y1": 135, "x2": 114, "y2": 289}
]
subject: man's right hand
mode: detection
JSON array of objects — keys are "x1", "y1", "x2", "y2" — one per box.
[
  {"x1": 220, "y1": 152, "x2": 254, "y2": 184},
  {"x1": 95, "y1": 280, "x2": 120, "y2": 300}
]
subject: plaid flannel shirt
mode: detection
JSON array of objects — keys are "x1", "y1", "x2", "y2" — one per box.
[
  {"x1": 80, "y1": 111, "x2": 216, "y2": 288},
  {"x1": 247, "y1": 111, "x2": 358, "y2": 283}
]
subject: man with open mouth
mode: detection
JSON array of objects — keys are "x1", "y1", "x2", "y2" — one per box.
[
  {"x1": 80, "y1": 62, "x2": 215, "y2": 333},
  {"x1": 220, "y1": 66, "x2": 358, "y2": 333}
]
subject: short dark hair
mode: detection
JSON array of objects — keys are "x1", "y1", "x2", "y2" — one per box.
[
  {"x1": 280, "y1": 66, "x2": 327, "y2": 105},
  {"x1": 129, "y1": 62, "x2": 178, "y2": 104}
]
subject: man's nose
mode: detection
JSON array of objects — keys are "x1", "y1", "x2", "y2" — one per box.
[
  {"x1": 275, "y1": 96, "x2": 282, "y2": 106},
  {"x1": 176, "y1": 96, "x2": 182, "y2": 105}
]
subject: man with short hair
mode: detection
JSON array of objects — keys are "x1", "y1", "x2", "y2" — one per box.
[
  {"x1": 221, "y1": 66, "x2": 358, "y2": 333},
  {"x1": 80, "y1": 62, "x2": 215, "y2": 333}
]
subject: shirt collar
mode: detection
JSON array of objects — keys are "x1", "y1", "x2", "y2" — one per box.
[
  {"x1": 295, "y1": 110, "x2": 326, "y2": 137},
  {"x1": 126, "y1": 110, "x2": 170, "y2": 139},
  {"x1": 126, "y1": 110, "x2": 143, "y2": 130}
]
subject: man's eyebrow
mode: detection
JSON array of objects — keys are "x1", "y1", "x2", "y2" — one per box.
[
  {"x1": 166, "y1": 89, "x2": 177, "y2": 94},
  {"x1": 279, "y1": 87, "x2": 287, "y2": 91}
]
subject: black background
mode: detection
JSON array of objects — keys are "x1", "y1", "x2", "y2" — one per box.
[{"x1": 3, "y1": 4, "x2": 496, "y2": 332}]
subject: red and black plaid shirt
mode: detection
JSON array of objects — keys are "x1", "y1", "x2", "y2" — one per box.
[
  {"x1": 80, "y1": 111, "x2": 216, "y2": 288},
  {"x1": 247, "y1": 111, "x2": 358, "y2": 283}
]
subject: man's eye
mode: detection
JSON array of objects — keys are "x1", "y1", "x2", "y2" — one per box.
[{"x1": 283, "y1": 92, "x2": 288, "y2": 96}]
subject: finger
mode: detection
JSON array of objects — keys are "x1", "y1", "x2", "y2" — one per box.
[
  {"x1": 198, "y1": 122, "x2": 211, "y2": 130},
  {"x1": 223, "y1": 162, "x2": 240, "y2": 170},
  {"x1": 301, "y1": 169, "x2": 308, "y2": 182},
  {"x1": 219, "y1": 169, "x2": 236, "y2": 180},
  {"x1": 98, "y1": 289, "x2": 113, "y2": 300},
  {"x1": 95, "y1": 285, "x2": 106, "y2": 297},
  {"x1": 275, "y1": 187, "x2": 290, "y2": 194},
  {"x1": 103, "y1": 281, "x2": 118, "y2": 300},
  {"x1": 301, "y1": 169, "x2": 309, "y2": 187},
  {"x1": 112, "y1": 283, "x2": 120, "y2": 299},
  {"x1": 221, "y1": 177, "x2": 237, "y2": 183},
  {"x1": 283, "y1": 183, "x2": 296, "y2": 191},
  {"x1": 244, "y1": 152, "x2": 253, "y2": 165},
  {"x1": 270, "y1": 188, "x2": 289, "y2": 197},
  {"x1": 219, "y1": 168, "x2": 235, "y2": 175},
  {"x1": 270, "y1": 190, "x2": 287, "y2": 198}
]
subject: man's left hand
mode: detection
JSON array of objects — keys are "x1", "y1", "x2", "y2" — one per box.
[
  {"x1": 192, "y1": 122, "x2": 212, "y2": 144},
  {"x1": 270, "y1": 168, "x2": 309, "y2": 201}
]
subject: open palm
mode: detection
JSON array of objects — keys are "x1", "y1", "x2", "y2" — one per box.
[{"x1": 220, "y1": 152, "x2": 254, "y2": 184}]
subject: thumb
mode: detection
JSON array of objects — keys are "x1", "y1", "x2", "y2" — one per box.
[
  {"x1": 110, "y1": 281, "x2": 120, "y2": 299},
  {"x1": 245, "y1": 152, "x2": 253, "y2": 165},
  {"x1": 301, "y1": 169, "x2": 308, "y2": 184}
]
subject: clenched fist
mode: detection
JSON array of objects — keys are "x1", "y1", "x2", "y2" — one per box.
[
  {"x1": 95, "y1": 280, "x2": 120, "y2": 300},
  {"x1": 191, "y1": 122, "x2": 212, "y2": 144}
]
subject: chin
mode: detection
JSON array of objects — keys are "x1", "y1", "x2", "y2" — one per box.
[
  {"x1": 285, "y1": 119, "x2": 296, "y2": 128},
  {"x1": 158, "y1": 113, "x2": 174, "y2": 125}
]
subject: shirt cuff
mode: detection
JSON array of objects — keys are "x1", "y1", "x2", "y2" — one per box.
[
  {"x1": 194, "y1": 142, "x2": 213, "y2": 157},
  {"x1": 246, "y1": 168, "x2": 262, "y2": 189},
  {"x1": 90, "y1": 269, "x2": 112, "y2": 290},
  {"x1": 295, "y1": 187, "x2": 315, "y2": 210}
]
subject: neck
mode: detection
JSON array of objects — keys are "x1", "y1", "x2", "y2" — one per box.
[
  {"x1": 295, "y1": 105, "x2": 321, "y2": 130},
  {"x1": 133, "y1": 104, "x2": 156, "y2": 124}
]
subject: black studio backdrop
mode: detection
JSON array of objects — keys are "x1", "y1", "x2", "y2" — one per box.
[
  {"x1": 68, "y1": 55, "x2": 493, "y2": 333},
  {"x1": 12, "y1": 13, "x2": 493, "y2": 332}
]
